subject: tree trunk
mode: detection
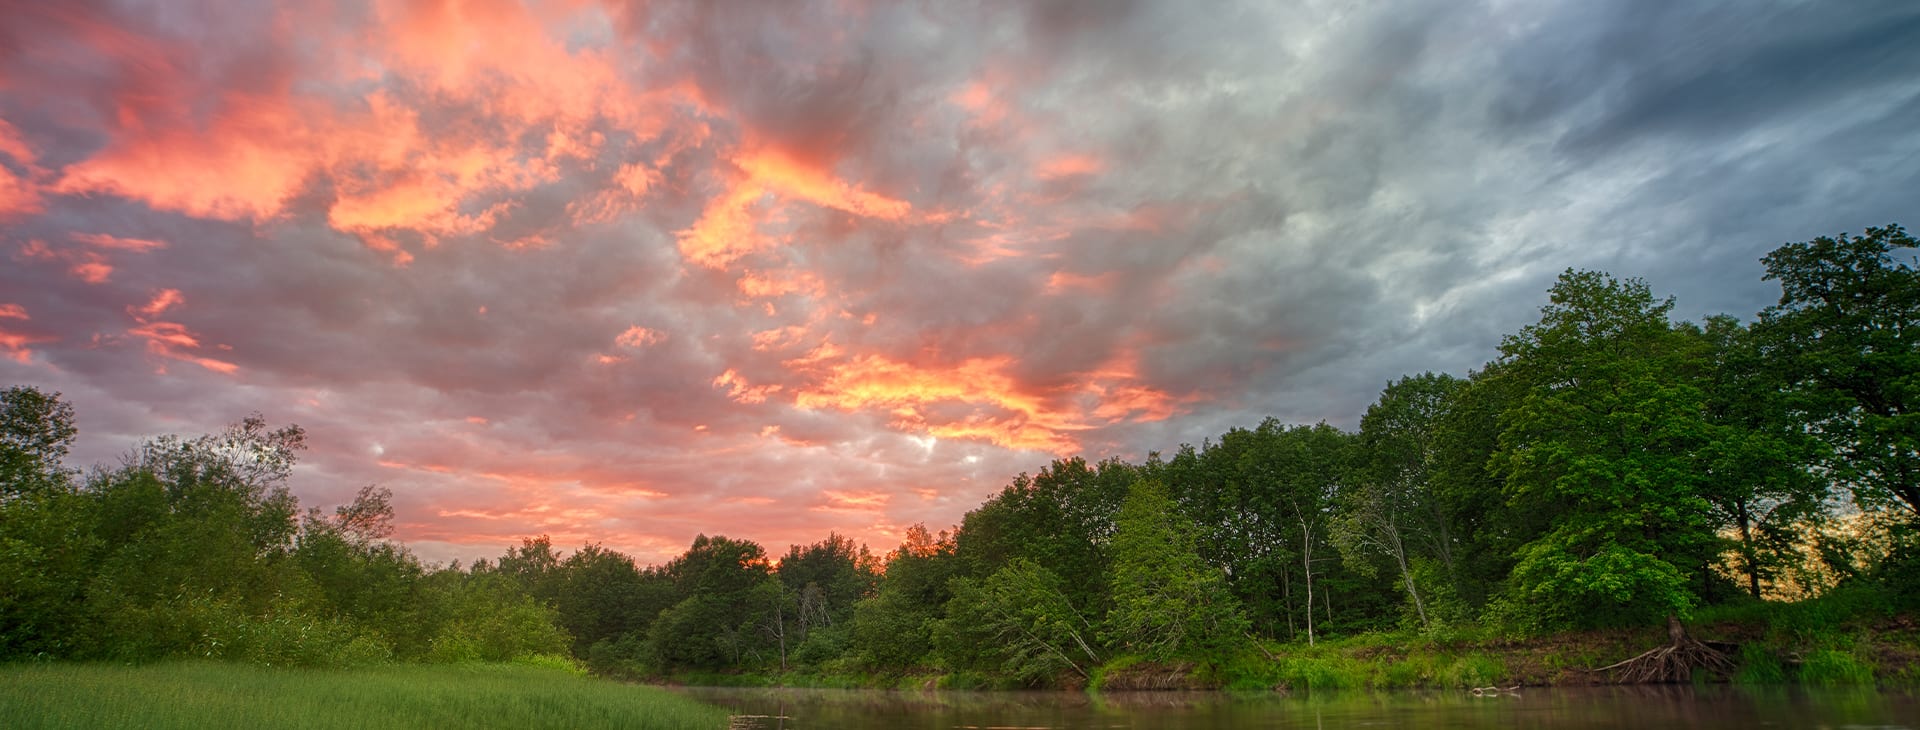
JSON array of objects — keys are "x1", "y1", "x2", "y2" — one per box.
[
  {"x1": 1398, "y1": 552, "x2": 1429, "y2": 627},
  {"x1": 1301, "y1": 526, "x2": 1315, "y2": 647}
]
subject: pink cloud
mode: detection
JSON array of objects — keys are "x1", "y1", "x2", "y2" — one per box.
[{"x1": 72, "y1": 233, "x2": 168, "y2": 251}]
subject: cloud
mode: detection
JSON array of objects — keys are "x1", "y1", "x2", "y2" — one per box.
[{"x1": 1, "y1": 0, "x2": 1913, "y2": 565}]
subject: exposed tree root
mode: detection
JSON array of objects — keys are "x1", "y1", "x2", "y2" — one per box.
[{"x1": 1585, "y1": 615, "x2": 1735, "y2": 684}]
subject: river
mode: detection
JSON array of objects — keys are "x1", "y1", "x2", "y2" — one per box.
[{"x1": 676, "y1": 684, "x2": 1918, "y2": 729}]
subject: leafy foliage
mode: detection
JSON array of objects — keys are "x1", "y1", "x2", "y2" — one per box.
[
  {"x1": 1104, "y1": 479, "x2": 1248, "y2": 660},
  {"x1": 1490, "y1": 270, "x2": 1718, "y2": 627},
  {"x1": 1756, "y1": 224, "x2": 1919, "y2": 521}
]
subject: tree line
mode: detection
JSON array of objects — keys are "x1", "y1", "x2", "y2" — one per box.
[{"x1": 1, "y1": 224, "x2": 1913, "y2": 683}]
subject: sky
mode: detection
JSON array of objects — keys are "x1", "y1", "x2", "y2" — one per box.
[{"x1": 2, "y1": 0, "x2": 1916, "y2": 566}]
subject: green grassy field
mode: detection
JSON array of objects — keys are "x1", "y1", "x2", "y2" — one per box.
[{"x1": 0, "y1": 661, "x2": 729, "y2": 730}]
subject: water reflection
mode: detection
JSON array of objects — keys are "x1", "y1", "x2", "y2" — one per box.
[{"x1": 677, "y1": 684, "x2": 1918, "y2": 729}]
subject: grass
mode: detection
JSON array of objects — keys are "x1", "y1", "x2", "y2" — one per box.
[{"x1": 0, "y1": 661, "x2": 730, "y2": 730}]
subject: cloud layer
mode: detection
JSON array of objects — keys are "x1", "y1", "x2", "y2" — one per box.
[{"x1": 4, "y1": 0, "x2": 1916, "y2": 564}]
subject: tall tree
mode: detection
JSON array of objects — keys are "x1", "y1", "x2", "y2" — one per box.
[
  {"x1": 777, "y1": 533, "x2": 877, "y2": 644},
  {"x1": 1104, "y1": 479, "x2": 1247, "y2": 660},
  {"x1": 1756, "y1": 224, "x2": 1919, "y2": 522},
  {"x1": 555, "y1": 544, "x2": 648, "y2": 656},
  {"x1": 953, "y1": 457, "x2": 1135, "y2": 612},
  {"x1": 1426, "y1": 368, "x2": 1524, "y2": 615},
  {"x1": 648, "y1": 534, "x2": 776, "y2": 670},
  {"x1": 1492, "y1": 270, "x2": 1718, "y2": 628},
  {"x1": 1161, "y1": 420, "x2": 1358, "y2": 640},
  {"x1": 1695, "y1": 316, "x2": 1830, "y2": 598},
  {"x1": 1336, "y1": 373, "x2": 1466, "y2": 627},
  {"x1": 851, "y1": 524, "x2": 956, "y2": 670},
  {"x1": 0, "y1": 386, "x2": 93, "y2": 657}
]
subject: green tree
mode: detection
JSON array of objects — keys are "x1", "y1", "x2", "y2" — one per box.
[
  {"x1": 418, "y1": 568, "x2": 570, "y2": 663},
  {"x1": 83, "y1": 417, "x2": 310, "y2": 651},
  {"x1": 1426, "y1": 367, "x2": 1527, "y2": 615},
  {"x1": 555, "y1": 543, "x2": 648, "y2": 657},
  {"x1": 1695, "y1": 316, "x2": 1831, "y2": 599},
  {"x1": 776, "y1": 532, "x2": 877, "y2": 665},
  {"x1": 1491, "y1": 270, "x2": 1718, "y2": 628},
  {"x1": 494, "y1": 536, "x2": 565, "y2": 604},
  {"x1": 1104, "y1": 480, "x2": 1247, "y2": 660},
  {"x1": 1755, "y1": 224, "x2": 1919, "y2": 522},
  {"x1": 939, "y1": 558, "x2": 1101, "y2": 683},
  {"x1": 1335, "y1": 373, "x2": 1466, "y2": 627},
  {"x1": 1157, "y1": 420, "x2": 1364, "y2": 641},
  {"x1": 293, "y1": 486, "x2": 423, "y2": 654},
  {"x1": 953, "y1": 457, "x2": 1136, "y2": 613},
  {"x1": 850, "y1": 524, "x2": 956, "y2": 670},
  {"x1": 0, "y1": 386, "x2": 95, "y2": 657},
  {"x1": 0, "y1": 385, "x2": 77, "y2": 499},
  {"x1": 647, "y1": 534, "x2": 775, "y2": 670}
]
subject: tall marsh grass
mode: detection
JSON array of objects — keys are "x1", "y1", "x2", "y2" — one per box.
[{"x1": 0, "y1": 661, "x2": 728, "y2": 730}]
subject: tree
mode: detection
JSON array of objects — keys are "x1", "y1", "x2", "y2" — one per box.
[
  {"x1": 1491, "y1": 270, "x2": 1719, "y2": 628},
  {"x1": 953, "y1": 457, "x2": 1136, "y2": 613},
  {"x1": 494, "y1": 536, "x2": 565, "y2": 604},
  {"x1": 850, "y1": 524, "x2": 956, "y2": 670},
  {"x1": 939, "y1": 559, "x2": 1101, "y2": 683},
  {"x1": 555, "y1": 544, "x2": 648, "y2": 657},
  {"x1": 1755, "y1": 224, "x2": 1919, "y2": 522},
  {"x1": 1336, "y1": 373, "x2": 1466, "y2": 628},
  {"x1": 647, "y1": 534, "x2": 775, "y2": 670},
  {"x1": 293, "y1": 486, "x2": 421, "y2": 654},
  {"x1": 1157, "y1": 420, "x2": 1364, "y2": 641},
  {"x1": 0, "y1": 386, "x2": 94, "y2": 657},
  {"x1": 775, "y1": 532, "x2": 878, "y2": 665},
  {"x1": 1695, "y1": 316, "x2": 1830, "y2": 599},
  {"x1": 1104, "y1": 480, "x2": 1247, "y2": 660},
  {"x1": 0, "y1": 385, "x2": 77, "y2": 499}
]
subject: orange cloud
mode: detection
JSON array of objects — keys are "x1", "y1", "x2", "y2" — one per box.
[
  {"x1": 751, "y1": 326, "x2": 810, "y2": 352},
  {"x1": 1045, "y1": 270, "x2": 1118, "y2": 293},
  {"x1": 124, "y1": 289, "x2": 237, "y2": 375},
  {"x1": 54, "y1": 91, "x2": 318, "y2": 221},
  {"x1": 678, "y1": 147, "x2": 914, "y2": 269},
  {"x1": 815, "y1": 489, "x2": 892, "y2": 515},
  {"x1": 713, "y1": 368, "x2": 783, "y2": 404},
  {"x1": 0, "y1": 120, "x2": 45, "y2": 220},
  {"x1": 794, "y1": 354, "x2": 1083, "y2": 453},
  {"x1": 30, "y1": 0, "x2": 704, "y2": 260},
  {"x1": 738, "y1": 269, "x2": 826, "y2": 299},
  {"x1": 0, "y1": 328, "x2": 54, "y2": 364},
  {"x1": 72, "y1": 233, "x2": 167, "y2": 251},
  {"x1": 735, "y1": 147, "x2": 913, "y2": 221},
  {"x1": 615, "y1": 325, "x2": 665, "y2": 348},
  {"x1": 0, "y1": 304, "x2": 49, "y2": 363},
  {"x1": 70, "y1": 260, "x2": 113, "y2": 284},
  {"x1": 132, "y1": 288, "x2": 184, "y2": 318},
  {"x1": 16, "y1": 239, "x2": 113, "y2": 284}
]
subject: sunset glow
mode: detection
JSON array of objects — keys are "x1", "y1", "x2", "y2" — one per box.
[{"x1": 2, "y1": 0, "x2": 1911, "y2": 567}]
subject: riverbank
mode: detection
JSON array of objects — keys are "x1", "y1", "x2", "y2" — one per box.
[
  {"x1": 639, "y1": 604, "x2": 1920, "y2": 692},
  {"x1": 0, "y1": 661, "x2": 729, "y2": 730}
]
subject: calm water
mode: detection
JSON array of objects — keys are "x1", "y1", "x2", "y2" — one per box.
[{"x1": 675, "y1": 685, "x2": 1919, "y2": 729}]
